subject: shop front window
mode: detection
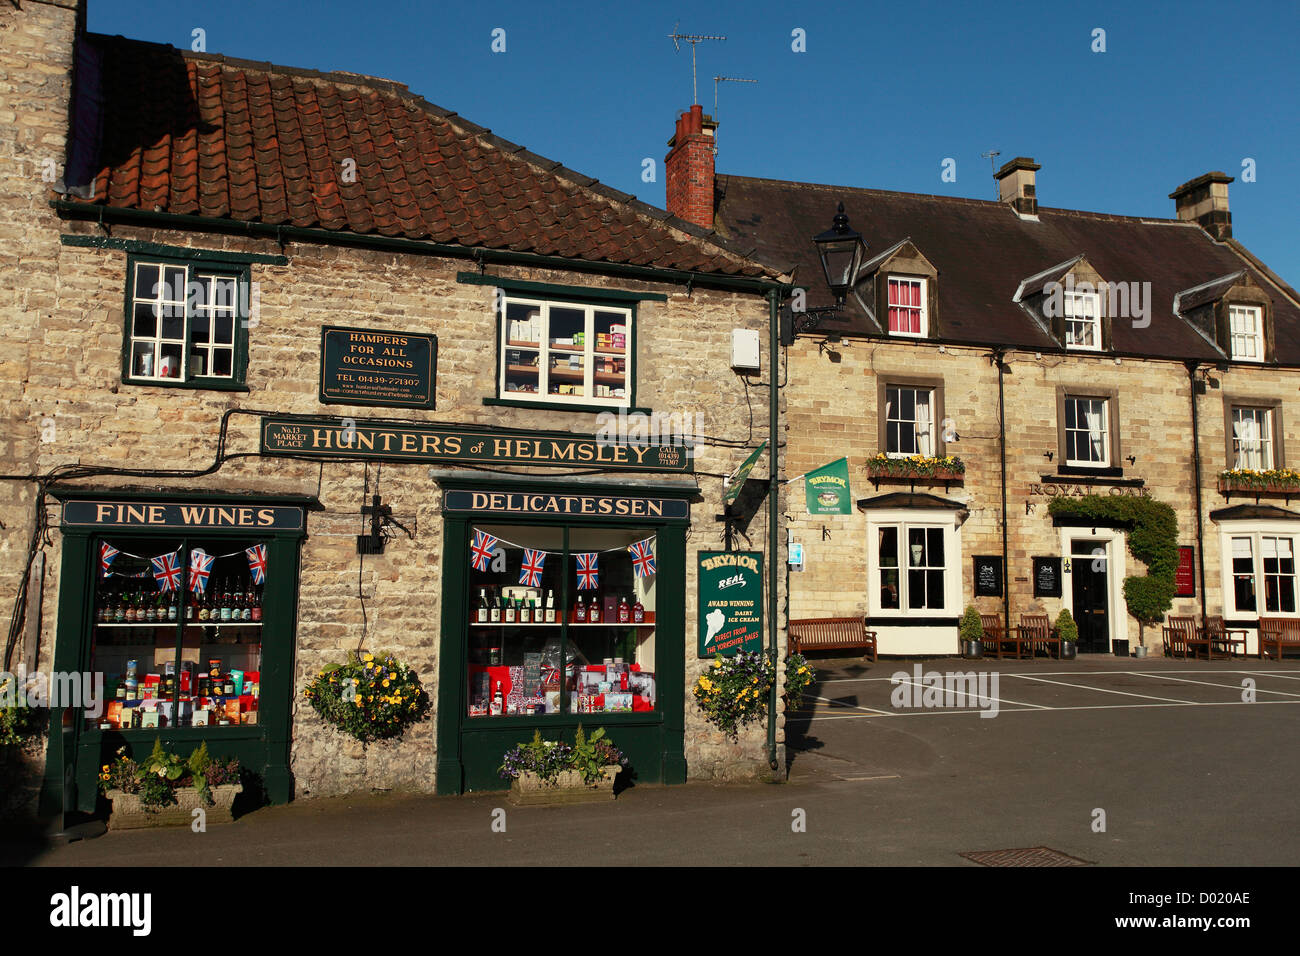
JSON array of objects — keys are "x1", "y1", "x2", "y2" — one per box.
[
  {"x1": 89, "y1": 536, "x2": 266, "y2": 731},
  {"x1": 499, "y1": 295, "x2": 631, "y2": 406},
  {"x1": 872, "y1": 521, "x2": 951, "y2": 613},
  {"x1": 466, "y1": 525, "x2": 657, "y2": 717}
]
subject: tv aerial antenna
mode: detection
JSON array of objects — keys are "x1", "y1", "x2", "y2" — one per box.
[
  {"x1": 713, "y1": 75, "x2": 757, "y2": 118},
  {"x1": 668, "y1": 23, "x2": 726, "y2": 105},
  {"x1": 981, "y1": 149, "x2": 1001, "y2": 198}
]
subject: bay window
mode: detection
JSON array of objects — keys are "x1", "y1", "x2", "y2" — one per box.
[
  {"x1": 869, "y1": 515, "x2": 958, "y2": 616},
  {"x1": 1222, "y1": 527, "x2": 1300, "y2": 616}
]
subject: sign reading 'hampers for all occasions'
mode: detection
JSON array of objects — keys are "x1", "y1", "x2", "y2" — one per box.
[
  {"x1": 698, "y1": 551, "x2": 763, "y2": 657},
  {"x1": 319, "y1": 326, "x2": 436, "y2": 409}
]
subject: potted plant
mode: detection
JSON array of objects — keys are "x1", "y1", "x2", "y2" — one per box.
[
  {"x1": 498, "y1": 726, "x2": 625, "y2": 806},
  {"x1": 100, "y1": 739, "x2": 244, "y2": 829},
  {"x1": 868, "y1": 453, "x2": 966, "y2": 483},
  {"x1": 958, "y1": 606, "x2": 984, "y2": 659},
  {"x1": 1055, "y1": 608, "x2": 1079, "y2": 660}
]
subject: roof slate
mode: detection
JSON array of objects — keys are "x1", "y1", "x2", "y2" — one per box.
[
  {"x1": 61, "y1": 34, "x2": 775, "y2": 279},
  {"x1": 715, "y1": 174, "x2": 1300, "y2": 361}
]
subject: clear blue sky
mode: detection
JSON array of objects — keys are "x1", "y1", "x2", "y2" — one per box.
[{"x1": 89, "y1": 0, "x2": 1300, "y2": 283}]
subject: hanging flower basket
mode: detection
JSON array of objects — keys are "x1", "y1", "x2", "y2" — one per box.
[
  {"x1": 868, "y1": 453, "x2": 965, "y2": 483},
  {"x1": 302, "y1": 650, "x2": 430, "y2": 742},
  {"x1": 1218, "y1": 469, "x2": 1300, "y2": 495}
]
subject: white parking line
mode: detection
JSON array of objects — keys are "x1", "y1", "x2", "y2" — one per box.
[
  {"x1": 1237, "y1": 671, "x2": 1300, "y2": 681},
  {"x1": 787, "y1": 698, "x2": 1300, "y2": 722},
  {"x1": 889, "y1": 677, "x2": 1051, "y2": 710},
  {"x1": 803, "y1": 694, "x2": 893, "y2": 717},
  {"x1": 1126, "y1": 671, "x2": 1300, "y2": 697},
  {"x1": 1010, "y1": 674, "x2": 1197, "y2": 704},
  {"x1": 816, "y1": 668, "x2": 1300, "y2": 683}
]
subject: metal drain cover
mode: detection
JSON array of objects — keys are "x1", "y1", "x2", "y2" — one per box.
[{"x1": 959, "y1": 846, "x2": 1092, "y2": 867}]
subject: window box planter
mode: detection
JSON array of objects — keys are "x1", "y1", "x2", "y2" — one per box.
[
  {"x1": 105, "y1": 783, "x2": 242, "y2": 830},
  {"x1": 1218, "y1": 471, "x2": 1300, "y2": 496},
  {"x1": 868, "y1": 455, "x2": 966, "y2": 484},
  {"x1": 508, "y1": 766, "x2": 620, "y2": 806}
]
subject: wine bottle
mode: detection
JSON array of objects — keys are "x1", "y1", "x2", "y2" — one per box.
[
  {"x1": 475, "y1": 588, "x2": 488, "y2": 624},
  {"x1": 250, "y1": 587, "x2": 263, "y2": 622},
  {"x1": 198, "y1": 587, "x2": 210, "y2": 622},
  {"x1": 114, "y1": 591, "x2": 126, "y2": 624},
  {"x1": 575, "y1": 593, "x2": 587, "y2": 623},
  {"x1": 125, "y1": 591, "x2": 137, "y2": 624},
  {"x1": 241, "y1": 586, "x2": 252, "y2": 622},
  {"x1": 504, "y1": 593, "x2": 516, "y2": 624},
  {"x1": 167, "y1": 591, "x2": 178, "y2": 622},
  {"x1": 490, "y1": 681, "x2": 503, "y2": 716},
  {"x1": 589, "y1": 594, "x2": 602, "y2": 624},
  {"x1": 544, "y1": 590, "x2": 556, "y2": 624},
  {"x1": 618, "y1": 595, "x2": 630, "y2": 624},
  {"x1": 220, "y1": 580, "x2": 233, "y2": 623},
  {"x1": 489, "y1": 589, "x2": 501, "y2": 624},
  {"x1": 632, "y1": 596, "x2": 645, "y2": 624},
  {"x1": 520, "y1": 597, "x2": 531, "y2": 624}
]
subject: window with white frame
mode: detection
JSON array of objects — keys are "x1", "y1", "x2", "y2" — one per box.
[
  {"x1": 1228, "y1": 305, "x2": 1264, "y2": 362},
  {"x1": 1064, "y1": 396, "x2": 1110, "y2": 466},
  {"x1": 884, "y1": 385, "x2": 934, "y2": 457},
  {"x1": 498, "y1": 294, "x2": 631, "y2": 407},
  {"x1": 1226, "y1": 531, "x2": 1298, "y2": 615},
  {"x1": 126, "y1": 259, "x2": 248, "y2": 386},
  {"x1": 873, "y1": 521, "x2": 951, "y2": 613},
  {"x1": 1231, "y1": 406, "x2": 1274, "y2": 470},
  {"x1": 1064, "y1": 290, "x2": 1101, "y2": 350},
  {"x1": 886, "y1": 276, "x2": 926, "y2": 336}
]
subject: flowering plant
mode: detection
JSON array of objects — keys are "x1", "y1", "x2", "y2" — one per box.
[
  {"x1": 98, "y1": 740, "x2": 242, "y2": 809},
  {"x1": 783, "y1": 653, "x2": 816, "y2": 710},
  {"x1": 0, "y1": 674, "x2": 43, "y2": 746},
  {"x1": 303, "y1": 650, "x2": 430, "y2": 742},
  {"x1": 693, "y1": 650, "x2": 776, "y2": 739},
  {"x1": 1219, "y1": 467, "x2": 1300, "y2": 490},
  {"x1": 497, "y1": 726, "x2": 625, "y2": 783},
  {"x1": 868, "y1": 453, "x2": 966, "y2": 476}
]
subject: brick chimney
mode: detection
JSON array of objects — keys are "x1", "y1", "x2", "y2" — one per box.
[
  {"x1": 995, "y1": 156, "x2": 1041, "y2": 216},
  {"x1": 665, "y1": 104, "x2": 717, "y2": 229},
  {"x1": 1170, "y1": 171, "x2": 1233, "y2": 241}
]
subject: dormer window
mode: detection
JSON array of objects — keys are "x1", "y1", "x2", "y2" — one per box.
[
  {"x1": 1064, "y1": 290, "x2": 1101, "y2": 350},
  {"x1": 887, "y1": 277, "x2": 927, "y2": 337},
  {"x1": 1229, "y1": 305, "x2": 1264, "y2": 362}
]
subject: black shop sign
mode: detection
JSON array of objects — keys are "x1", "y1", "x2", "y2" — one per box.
[
  {"x1": 320, "y1": 325, "x2": 436, "y2": 409},
  {"x1": 973, "y1": 555, "x2": 1003, "y2": 597},
  {"x1": 1033, "y1": 556, "x2": 1062, "y2": 598}
]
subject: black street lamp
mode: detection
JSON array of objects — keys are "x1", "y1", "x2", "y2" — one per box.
[{"x1": 785, "y1": 203, "x2": 868, "y2": 343}]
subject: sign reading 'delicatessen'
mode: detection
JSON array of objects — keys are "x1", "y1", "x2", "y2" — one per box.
[
  {"x1": 444, "y1": 490, "x2": 690, "y2": 519},
  {"x1": 261, "y1": 417, "x2": 692, "y2": 473},
  {"x1": 698, "y1": 551, "x2": 763, "y2": 657},
  {"x1": 320, "y1": 326, "x2": 436, "y2": 409},
  {"x1": 63, "y1": 500, "x2": 304, "y2": 530}
]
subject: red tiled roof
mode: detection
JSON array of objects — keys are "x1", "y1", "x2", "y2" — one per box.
[
  {"x1": 716, "y1": 175, "x2": 1300, "y2": 361},
  {"x1": 62, "y1": 35, "x2": 773, "y2": 278}
]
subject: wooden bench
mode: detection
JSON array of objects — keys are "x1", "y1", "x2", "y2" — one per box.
[
  {"x1": 789, "y1": 618, "x2": 877, "y2": 662},
  {"x1": 979, "y1": 613, "x2": 1029, "y2": 660},
  {"x1": 1257, "y1": 617, "x2": 1300, "y2": 660},
  {"x1": 1204, "y1": 615, "x2": 1248, "y2": 659},
  {"x1": 1019, "y1": 613, "x2": 1062, "y2": 659},
  {"x1": 1162, "y1": 615, "x2": 1211, "y2": 659}
]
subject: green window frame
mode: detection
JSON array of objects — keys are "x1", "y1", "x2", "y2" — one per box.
[{"x1": 121, "y1": 253, "x2": 251, "y2": 391}]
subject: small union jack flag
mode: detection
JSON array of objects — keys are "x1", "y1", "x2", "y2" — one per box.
[
  {"x1": 189, "y1": 548, "x2": 214, "y2": 594},
  {"x1": 575, "y1": 552, "x2": 599, "y2": 590},
  {"x1": 470, "y1": 530, "x2": 500, "y2": 572},
  {"x1": 629, "y1": 539, "x2": 656, "y2": 578},
  {"x1": 246, "y1": 543, "x2": 268, "y2": 585},
  {"x1": 99, "y1": 542, "x2": 119, "y2": 578},
  {"x1": 151, "y1": 551, "x2": 182, "y2": 592},
  {"x1": 519, "y1": 549, "x2": 546, "y2": 587}
]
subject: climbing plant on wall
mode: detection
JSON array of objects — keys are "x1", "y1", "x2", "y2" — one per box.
[{"x1": 1047, "y1": 494, "x2": 1179, "y2": 647}]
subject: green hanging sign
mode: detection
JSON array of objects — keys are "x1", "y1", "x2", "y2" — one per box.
[
  {"x1": 697, "y1": 551, "x2": 764, "y2": 656},
  {"x1": 804, "y1": 457, "x2": 852, "y2": 515},
  {"x1": 723, "y1": 441, "x2": 767, "y2": 503}
]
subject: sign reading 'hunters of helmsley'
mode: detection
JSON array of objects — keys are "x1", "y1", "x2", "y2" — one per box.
[{"x1": 260, "y1": 417, "x2": 693, "y2": 473}]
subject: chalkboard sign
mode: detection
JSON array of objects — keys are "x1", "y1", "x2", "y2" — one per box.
[
  {"x1": 1175, "y1": 546, "x2": 1196, "y2": 597},
  {"x1": 973, "y1": 555, "x2": 1003, "y2": 597},
  {"x1": 1033, "y1": 557, "x2": 1062, "y2": 597}
]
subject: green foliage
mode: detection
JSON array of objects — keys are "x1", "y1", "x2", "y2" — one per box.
[
  {"x1": 959, "y1": 606, "x2": 985, "y2": 642},
  {"x1": 1054, "y1": 608, "x2": 1079, "y2": 642},
  {"x1": 302, "y1": 650, "x2": 430, "y2": 743},
  {"x1": 0, "y1": 673, "x2": 43, "y2": 746},
  {"x1": 1047, "y1": 495, "x2": 1179, "y2": 637},
  {"x1": 140, "y1": 738, "x2": 185, "y2": 782},
  {"x1": 570, "y1": 725, "x2": 622, "y2": 783},
  {"x1": 692, "y1": 650, "x2": 775, "y2": 739},
  {"x1": 783, "y1": 653, "x2": 816, "y2": 710},
  {"x1": 498, "y1": 726, "x2": 623, "y2": 783},
  {"x1": 100, "y1": 742, "x2": 242, "y2": 809}
]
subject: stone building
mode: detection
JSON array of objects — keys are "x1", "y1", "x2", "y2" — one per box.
[
  {"x1": 664, "y1": 109, "x2": 1300, "y2": 656},
  {"x1": 0, "y1": 1, "x2": 791, "y2": 822}
]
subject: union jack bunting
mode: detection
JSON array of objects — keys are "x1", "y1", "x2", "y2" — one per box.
[
  {"x1": 246, "y1": 543, "x2": 268, "y2": 585},
  {"x1": 189, "y1": 549, "x2": 215, "y2": 594},
  {"x1": 519, "y1": 549, "x2": 546, "y2": 588},
  {"x1": 151, "y1": 551, "x2": 182, "y2": 592},
  {"x1": 628, "y1": 538, "x2": 656, "y2": 578},
  {"x1": 470, "y1": 530, "x2": 500, "y2": 572},
  {"x1": 99, "y1": 542, "x2": 119, "y2": 578},
  {"x1": 575, "y1": 552, "x2": 599, "y2": 590}
]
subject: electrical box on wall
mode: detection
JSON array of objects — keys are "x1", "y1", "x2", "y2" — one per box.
[{"x1": 731, "y1": 329, "x2": 761, "y2": 372}]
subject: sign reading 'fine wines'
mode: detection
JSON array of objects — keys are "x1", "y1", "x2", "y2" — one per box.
[
  {"x1": 698, "y1": 551, "x2": 763, "y2": 657},
  {"x1": 260, "y1": 416, "x2": 693, "y2": 473},
  {"x1": 320, "y1": 326, "x2": 436, "y2": 409},
  {"x1": 62, "y1": 500, "x2": 305, "y2": 531}
]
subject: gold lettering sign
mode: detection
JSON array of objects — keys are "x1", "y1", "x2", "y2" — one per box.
[{"x1": 443, "y1": 490, "x2": 686, "y2": 519}]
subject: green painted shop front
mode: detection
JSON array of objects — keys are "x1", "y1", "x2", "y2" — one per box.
[
  {"x1": 41, "y1": 489, "x2": 312, "y2": 817},
  {"x1": 434, "y1": 476, "x2": 695, "y2": 793}
]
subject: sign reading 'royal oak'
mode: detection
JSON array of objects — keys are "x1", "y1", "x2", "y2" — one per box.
[{"x1": 260, "y1": 416, "x2": 692, "y2": 473}]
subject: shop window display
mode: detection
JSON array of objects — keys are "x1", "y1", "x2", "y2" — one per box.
[
  {"x1": 89, "y1": 537, "x2": 266, "y2": 731},
  {"x1": 466, "y1": 525, "x2": 656, "y2": 717}
]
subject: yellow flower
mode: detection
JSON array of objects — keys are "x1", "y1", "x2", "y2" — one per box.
[
  {"x1": 102, "y1": 765, "x2": 110, "y2": 772},
  {"x1": 361, "y1": 653, "x2": 373, "y2": 663},
  {"x1": 798, "y1": 666, "x2": 808, "y2": 674},
  {"x1": 382, "y1": 679, "x2": 390, "y2": 688}
]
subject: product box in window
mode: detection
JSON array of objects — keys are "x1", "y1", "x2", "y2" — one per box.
[
  {"x1": 629, "y1": 671, "x2": 656, "y2": 704},
  {"x1": 192, "y1": 708, "x2": 211, "y2": 727},
  {"x1": 224, "y1": 699, "x2": 242, "y2": 723},
  {"x1": 106, "y1": 701, "x2": 123, "y2": 729}
]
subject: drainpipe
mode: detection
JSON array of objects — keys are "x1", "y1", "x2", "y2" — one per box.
[
  {"x1": 997, "y1": 350, "x2": 1011, "y2": 636},
  {"x1": 767, "y1": 288, "x2": 780, "y2": 772},
  {"x1": 1186, "y1": 362, "x2": 1208, "y2": 625}
]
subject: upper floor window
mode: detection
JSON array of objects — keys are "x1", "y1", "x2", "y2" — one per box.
[
  {"x1": 1228, "y1": 305, "x2": 1264, "y2": 362},
  {"x1": 499, "y1": 295, "x2": 631, "y2": 407},
  {"x1": 884, "y1": 385, "x2": 934, "y2": 457},
  {"x1": 886, "y1": 277, "x2": 927, "y2": 337},
  {"x1": 124, "y1": 258, "x2": 249, "y2": 389},
  {"x1": 1231, "y1": 406, "x2": 1275, "y2": 470},
  {"x1": 1064, "y1": 395, "x2": 1110, "y2": 467},
  {"x1": 1064, "y1": 290, "x2": 1101, "y2": 350}
]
